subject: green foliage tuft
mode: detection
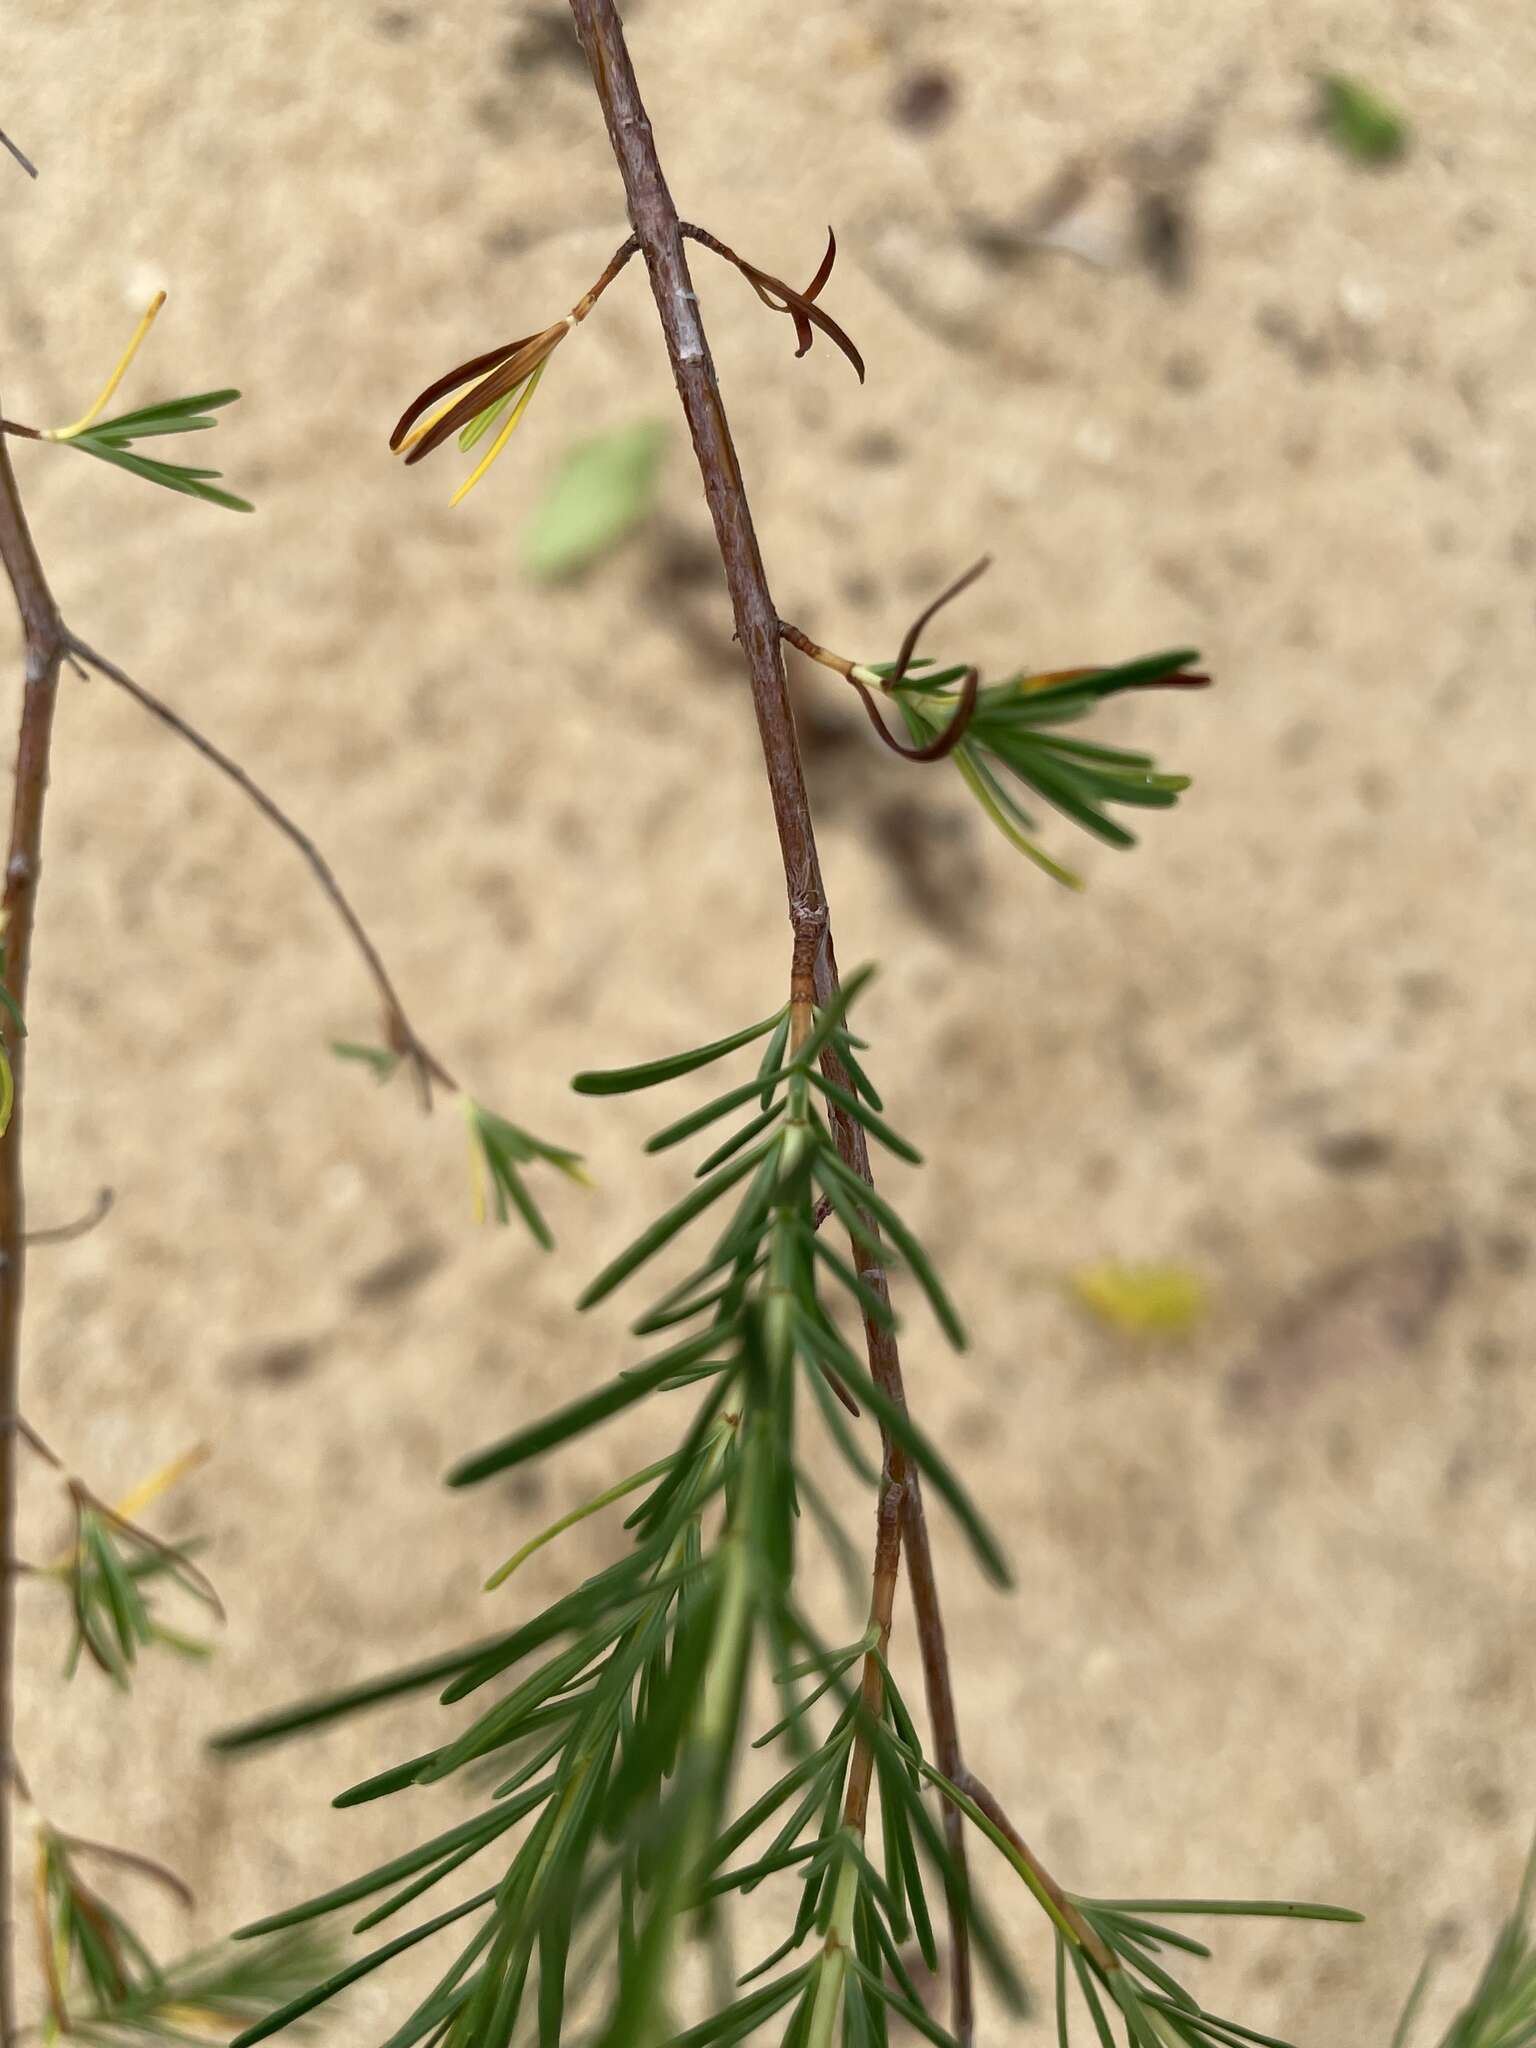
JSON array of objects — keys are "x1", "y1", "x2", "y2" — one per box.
[
  {"x1": 65, "y1": 388, "x2": 253, "y2": 511},
  {"x1": 35, "y1": 1829, "x2": 335, "y2": 2044},
  {"x1": 879, "y1": 650, "x2": 1205, "y2": 886},
  {"x1": 58, "y1": 1489, "x2": 221, "y2": 1689}
]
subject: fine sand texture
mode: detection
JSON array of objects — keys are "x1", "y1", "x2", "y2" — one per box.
[{"x1": 4, "y1": 2, "x2": 1534, "y2": 2041}]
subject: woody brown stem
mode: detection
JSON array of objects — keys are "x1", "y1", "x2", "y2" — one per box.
[
  {"x1": 839, "y1": 1471, "x2": 906, "y2": 1838},
  {"x1": 0, "y1": 407, "x2": 67, "y2": 2048},
  {"x1": 788, "y1": 902, "x2": 825, "y2": 1056},
  {"x1": 565, "y1": 4, "x2": 975, "y2": 2036}
]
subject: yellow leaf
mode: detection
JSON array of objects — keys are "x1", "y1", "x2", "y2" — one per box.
[
  {"x1": 112, "y1": 1443, "x2": 210, "y2": 1524},
  {"x1": 46, "y1": 291, "x2": 166, "y2": 441},
  {"x1": 1066, "y1": 1261, "x2": 1208, "y2": 1337}
]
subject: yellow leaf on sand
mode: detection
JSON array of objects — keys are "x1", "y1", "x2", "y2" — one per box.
[{"x1": 1066, "y1": 1261, "x2": 1208, "y2": 1337}]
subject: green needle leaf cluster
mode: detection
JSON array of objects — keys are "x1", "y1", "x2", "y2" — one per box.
[
  {"x1": 883, "y1": 651, "x2": 1204, "y2": 888},
  {"x1": 62, "y1": 390, "x2": 253, "y2": 513},
  {"x1": 1046, "y1": 1891, "x2": 1362, "y2": 2048},
  {"x1": 218, "y1": 978, "x2": 1017, "y2": 2048},
  {"x1": 63, "y1": 1930, "x2": 340, "y2": 2046},
  {"x1": 58, "y1": 1492, "x2": 221, "y2": 1688},
  {"x1": 35, "y1": 1829, "x2": 330, "y2": 2044},
  {"x1": 330, "y1": 1039, "x2": 403, "y2": 1083},
  {"x1": 328, "y1": 1043, "x2": 586, "y2": 1250},
  {"x1": 465, "y1": 1101, "x2": 589, "y2": 1249}
]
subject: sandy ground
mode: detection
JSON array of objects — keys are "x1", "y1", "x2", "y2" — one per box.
[{"x1": 3, "y1": 1, "x2": 1534, "y2": 2041}]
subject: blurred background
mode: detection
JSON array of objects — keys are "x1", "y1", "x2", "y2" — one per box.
[{"x1": 4, "y1": 1, "x2": 1533, "y2": 2040}]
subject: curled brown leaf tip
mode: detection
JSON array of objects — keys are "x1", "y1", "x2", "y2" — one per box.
[
  {"x1": 851, "y1": 666, "x2": 980, "y2": 762},
  {"x1": 890, "y1": 557, "x2": 991, "y2": 689},
  {"x1": 850, "y1": 555, "x2": 991, "y2": 762},
  {"x1": 804, "y1": 227, "x2": 838, "y2": 303},
  {"x1": 788, "y1": 228, "x2": 839, "y2": 358},
  {"x1": 682, "y1": 222, "x2": 866, "y2": 385}
]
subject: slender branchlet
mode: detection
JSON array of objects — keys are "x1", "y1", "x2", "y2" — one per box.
[
  {"x1": 65, "y1": 631, "x2": 451, "y2": 1104},
  {"x1": 562, "y1": 3, "x2": 985, "y2": 2030},
  {"x1": 0, "y1": 127, "x2": 38, "y2": 182}
]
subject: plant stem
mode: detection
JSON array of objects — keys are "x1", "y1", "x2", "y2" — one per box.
[
  {"x1": 0, "y1": 130, "x2": 38, "y2": 183},
  {"x1": 0, "y1": 416, "x2": 68, "y2": 2048},
  {"x1": 841, "y1": 1472, "x2": 905, "y2": 1842},
  {"x1": 64, "y1": 632, "x2": 451, "y2": 1106},
  {"x1": 805, "y1": 1468, "x2": 907, "y2": 2048},
  {"x1": 565, "y1": 5, "x2": 974, "y2": 2036},
  {"x1": 948, "y1": 1768, "x2": 1118, "y2": 1979}
]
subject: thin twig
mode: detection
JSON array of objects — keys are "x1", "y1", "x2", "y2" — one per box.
[
  {"x1": 949, "y1": 1768, "x2": 1120, "y2": 1980},
  {"x1": 805, "y1": 1467, "x2": 905, "y2": 2041},
  {"x1": 565, "y1": 6, "x2": 976, "y2": 2035},
  {"x1": 2, "y1": 1415, "x2": 60, "y2": 1467},
  {"x1": 0, "y1": 129, "x2": 37, "y2": 182},
  {"x1": 0, "y1": 386, "x2": 69, "y2": 2048},
  {"x1": 570, "y1": 232, "x2": 640, "y2": 320},
  {"x1": 64, "y1": 633, "x2": 452, "y2": 1107},
  {"x1": 24, "y1": 1187, "x2": 113, "y2": 1249},
  {"x1": 0, "y1": 1746, "x2": 28, "y2": 1807}
]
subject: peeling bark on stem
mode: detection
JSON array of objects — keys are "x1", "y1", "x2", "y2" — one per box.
[{"x1": 565, "y1": 5, "x2": 976, "y2": 2036}]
